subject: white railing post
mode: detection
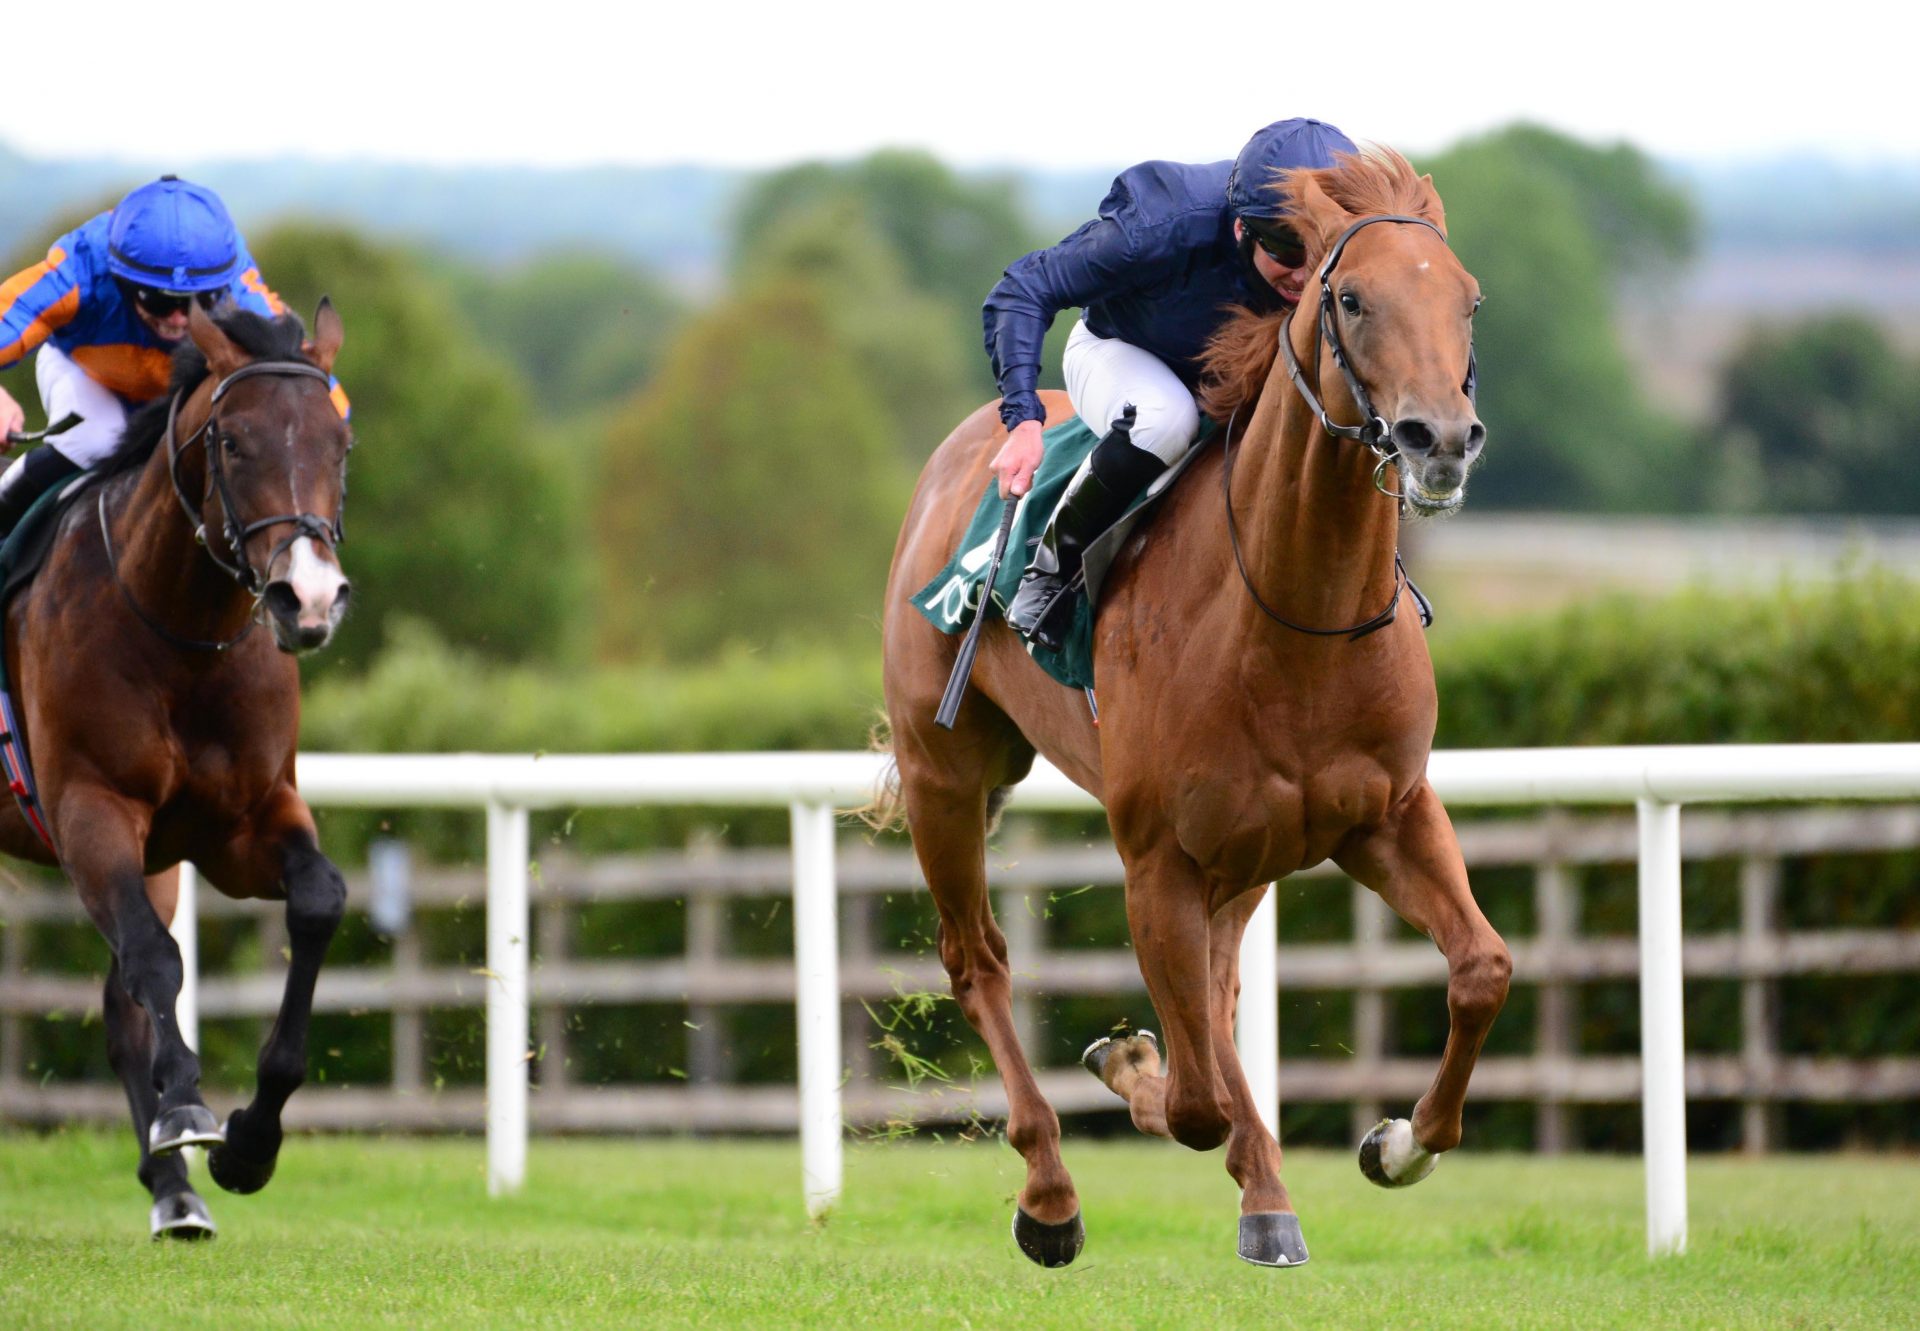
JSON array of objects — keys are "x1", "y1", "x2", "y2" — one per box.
[
  {"x1": 1636, "y1": 798, "x2": 1689, "y2": 1256},
  {"x1": 790, "y1": 800, "x2": 843, "y2": 1219},
  {"x1": 486, "y1": 801, "x2": 530, "y2": 1197},
  {"x1": 1235, "y1": 885, "x2": 1280, "y2": 1135},
  {"x1": 169, "y1": 862, "x2": 199, "y2": 1053}
]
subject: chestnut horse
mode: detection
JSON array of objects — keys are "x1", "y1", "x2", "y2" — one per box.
[
  {"x1": 878, "y1": 151, "x2": 1510, "y2": 1268},
  {"x1": 0, "y1": 302, "x2": 353, "y2": 1239}
]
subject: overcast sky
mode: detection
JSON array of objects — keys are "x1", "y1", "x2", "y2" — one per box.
[{"x1": 5, "y1": 0, "x2": 1913, "y2": 169}]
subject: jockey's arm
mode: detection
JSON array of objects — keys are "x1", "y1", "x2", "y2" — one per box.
[
  {"x1": 0, "y1": 244, "x2": 85, "y2": 433},
  {"x1": 983, "y1": 216, "x2": 1150, "y2": 435},
  {"x1": 226, "y1": 243, "x2": 351, "y2": 420}
]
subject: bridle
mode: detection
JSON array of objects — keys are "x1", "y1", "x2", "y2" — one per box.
[
  {"x1": 1277, "y1": 213, "x2": 1478, "y2": 506},
  {"x1": 1224, "y1": 212, "x2": 1471, "y2": 640},
  {"x1": 100, "y1": 359, "x2": 347, "y2": 652}
]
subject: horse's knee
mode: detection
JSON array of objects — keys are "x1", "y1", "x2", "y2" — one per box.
[
  {"x1": 286, "y1": 853, "x2": 346, "y2": 946},
  {"x1": 1450, "y1": 935, "x2": 1512, "y2": 1025},
  {"x1": 1167, "y1": 1087, "x2": 1232, "y2": 1152}
]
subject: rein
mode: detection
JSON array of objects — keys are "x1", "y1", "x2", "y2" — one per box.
[
  {"x1": 1225, "y1": 212, "x2": 1463, "y2": 640},
  {"x1": 102, "y1": 359, "x2": 344, "y2": 652}
]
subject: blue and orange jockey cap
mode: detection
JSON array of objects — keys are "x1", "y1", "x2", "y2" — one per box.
[
  {"x1": 106, "y1": 175, "x2": 242, "y2": 294},
  {"x1": 1225, "y1": 118, "x2": 1357, "y2": 223}
]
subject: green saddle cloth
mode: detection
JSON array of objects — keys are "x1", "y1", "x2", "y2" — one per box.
[
  {"x1": 0, "y1": 469, "x2": 99, "y2": 690},
  {"x1": 911, "y1": 416, "x2": 1212, "y2": 690}
]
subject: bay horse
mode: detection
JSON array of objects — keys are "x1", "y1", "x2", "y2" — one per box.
[
  {"x1": 878, "y1": 150, "x2": 1510, "y2": 1267},
  {"x1": 0, "y1": 301, "x2": 353, "y2": 1239}
]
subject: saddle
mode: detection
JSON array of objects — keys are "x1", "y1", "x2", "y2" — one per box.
[{"x1": 912, "y1": 416, "x2": 1214, "y2": 690}]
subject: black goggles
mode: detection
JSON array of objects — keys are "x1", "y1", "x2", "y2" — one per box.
[
  {"x1": 1245, "y1": 220, "x2": 1308, "y2": 270},
  {"x1": 130, "y1": 286, "x2": 223, "y2": 317}
]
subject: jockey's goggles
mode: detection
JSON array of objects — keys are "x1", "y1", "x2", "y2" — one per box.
[
  {"x1": 125, "y1": 283, "x2": 223, "y2": 318},
  {"x1": 1245, "y1": 220, "x2": 1308, "y2": 270}
]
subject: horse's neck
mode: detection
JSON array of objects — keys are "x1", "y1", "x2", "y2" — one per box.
[
  {"x1": 108, "y1": 414, "x2": 256, "y2": 645},
  {"x1": 1229, "y1": 360, "x2": 1403, "y2": 634}
]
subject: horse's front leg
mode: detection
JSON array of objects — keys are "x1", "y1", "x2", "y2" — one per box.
[
  {"x1": 1335, "y1": 779, "x2": 1511, "y2": 1185},
  {"x1": 202, "y1": 788, "x2": 346, "y2": 1195},
  {"x1": 60, "y1": 786, "x2": 221, "y2": 1163},
  {"x1": 1205, "y1": 885, "x2": 1309, "y2": 1266},
  {"x1": 1094, "y1": 842, "x2": 1231, "y2": 1152}
]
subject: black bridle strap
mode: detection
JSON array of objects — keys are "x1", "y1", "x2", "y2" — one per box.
[
  {"x1": 165, "y1": 359, "x2": 343, "y2": 593},
  {"x1": 1220, "y1": 409, "x2": 1412, "y2": 641},
  {"x1": 98, "y1": 492, "x2": 258, "y2": 652}
]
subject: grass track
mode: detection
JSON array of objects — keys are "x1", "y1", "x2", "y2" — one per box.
[{"x1": 1, "y1": 1131, "x2": 1914, "y2": 1329}]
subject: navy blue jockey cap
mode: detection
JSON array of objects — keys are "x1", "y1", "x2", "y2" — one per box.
[
  {"x1": 107, "y1": 175, "x2": 242, "y2": 294},
  {"x1": 1226, "y1": 118, "x2": 1357, "y2": 222}
]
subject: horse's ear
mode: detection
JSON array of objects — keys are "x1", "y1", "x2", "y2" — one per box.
[
  {"x1": 303, "y1": 296, "x2": 344, "y2": 374},
  {"x1": 1289, "y1": 171, "x2": 1353, "y2": 257},
  {"x1": 1415, "y1": 173, "x2": 1448, "y2": 235},
  {"x1": 188, "y1": 302, "x2": 248, "y2": 378}
]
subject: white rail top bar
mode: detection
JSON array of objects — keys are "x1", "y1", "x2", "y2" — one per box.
[{"x1": 295, "y1": 745, "x2": 1920, "y2": 812}]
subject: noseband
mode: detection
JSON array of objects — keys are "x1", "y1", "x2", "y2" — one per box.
[
  {"x1": 1277, "y1": 213, "x2": 1478, "y2": 501},
  {"x1": 100, "y1": 358, "x2": 347, "y2": 652}
]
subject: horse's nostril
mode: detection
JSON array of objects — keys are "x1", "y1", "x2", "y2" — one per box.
[
  {"x1": 1466, "y1": 422, "x2": 1486, "y2": 453},
  {"x1": 1392, "y1": 419, "x2": 1437, "y2": 455},
  {"x1": 262, "y1": 581, "x2": 301, "y2": 621}
]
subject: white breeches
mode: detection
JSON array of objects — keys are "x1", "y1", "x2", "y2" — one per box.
[
  {"x1": 1062, "y1": 319, "x2": 1203, "y2": 465},
  {"x1": 0, "y1": 346, "x2": 131, "y2": 505},
  {"x1": 31, "y1": 344, "x2": 130, "y2": 466}
]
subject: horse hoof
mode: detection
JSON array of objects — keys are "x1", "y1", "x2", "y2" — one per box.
[
  {"x1": 1012, "y1": 1207, "x2": 1085, "y2": 1268},
  {"x1": 208, "y1": 1137, "x2": 278, "y2": 1196},
  {"x1": 1358, "y1": 1117, "x2": 1437, "y2": 1189},
  {"x1": 1237, "y1": 1211, "x2": 1309, "y2": 1267},
  {"x1": 150, "y1": 1190, "x2": 217, "y2": 1241},
  {"x1": 1081, "y1": 1028, "x2": 1156, "y2": 1080},
  {"x1": 148, "y1": 1105, "x2": 224, "y2": 1156}
]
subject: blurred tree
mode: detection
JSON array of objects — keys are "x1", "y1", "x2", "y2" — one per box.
[
  {"x1": 595, "y1": 280, "x2": 909, "y2": 660},
  {"x1": 1714, "y1": 314, "x2": 1920, "y2": 513},
  {"x1": 736, "y1": 198, "x2": 978, "y2": 456},
  {"x1": 1420, "y1": 128, "x2": 1702, "y2": 510},
  {"x1": 250, "y1": 223, "x2": 592, "y2": 670},
  {"x1": 438, "y1": 251, "x2": 683, "y2": 416},
  {"x1": 732, "y1": 149, "x2": 1035, "y2": 326}
]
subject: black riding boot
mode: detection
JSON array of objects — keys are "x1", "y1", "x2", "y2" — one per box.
[
  {"x1": 0, "y1": 446, "x2": 82, "y2": 542},
  {"x1": 1005, "y1": 408, "x2": 1166, "y2": 651}
]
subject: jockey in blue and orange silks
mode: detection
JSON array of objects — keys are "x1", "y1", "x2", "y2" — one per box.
[
  {"x1": 0, "y1": 175, "x2": 348, "y2": 533},
  {"x1": 983, "y1": 117, "x2": 1355, "y2": 650}
]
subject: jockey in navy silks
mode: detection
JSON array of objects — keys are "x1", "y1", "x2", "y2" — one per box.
[
  {"x1": 983, "y1": 117, "x2": 1356, "y2": 651},
  {"x1": 0, "y1": 175, "x2": 348, "y2": 534}
]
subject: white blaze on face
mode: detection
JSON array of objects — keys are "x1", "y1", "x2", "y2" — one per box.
[{"x1": 285, "y1": 536, "x2": 346, "y2": 629}]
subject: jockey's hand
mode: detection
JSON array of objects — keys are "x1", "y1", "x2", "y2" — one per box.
[
  {"x1": 992, "y1": 419, "x2": 1045, "y2": 499},
  {"x1": 0, "y1": 387, "x2": 24, "y2": 441}
]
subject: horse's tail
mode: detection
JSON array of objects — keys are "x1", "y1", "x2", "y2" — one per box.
[{"x1": 852, "y1": 713, "x2": 908, "y2": 834}]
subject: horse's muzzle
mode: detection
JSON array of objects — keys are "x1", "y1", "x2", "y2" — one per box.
[{"x1": 262, "y1": 576, "x2": 350, "y2": 654}]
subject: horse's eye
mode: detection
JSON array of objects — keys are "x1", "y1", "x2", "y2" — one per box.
[
  {"x1": 221, "y1": 433, "x2": 240, "y2": 455},
  {"x1": 1471, "y1": 296, "x2": 1485, "y2": 317},
  {"x1": 1339, "y1": 291, "x2": 1361, "y2": 315}
]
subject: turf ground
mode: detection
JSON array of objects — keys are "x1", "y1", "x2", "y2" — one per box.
[{"x1": 1, "y1": 1131, "x2": 1914, "y2": 1329}]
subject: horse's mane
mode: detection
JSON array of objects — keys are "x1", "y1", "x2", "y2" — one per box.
[
  {"x1": 100, "y1": 306, "x2": 311, "y2": 478},
  {"x1": 1197, "y1": 148, "x2": 1434, "y2": 423}
]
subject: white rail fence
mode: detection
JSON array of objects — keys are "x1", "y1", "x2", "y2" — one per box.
[{"x1": 8, "y1": 744, "x2": 1920, "y2": 1256}]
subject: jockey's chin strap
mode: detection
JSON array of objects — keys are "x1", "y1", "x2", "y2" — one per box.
[
  {"x1": 165, "y1": 359, "x2": 347, "y2": 595},
  {"x1": 1277, "y1": 213, "x2": 1478, "y2": 504}
]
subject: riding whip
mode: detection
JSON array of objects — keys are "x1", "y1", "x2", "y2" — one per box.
[
  {"x1": 2, "y1": 412, "x2": 81, "y2": 451},
  {"x1": 935, "y1": 496, "x2": 1019, "y2": 730}
]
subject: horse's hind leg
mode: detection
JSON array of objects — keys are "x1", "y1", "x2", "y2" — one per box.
[
  {"x1": 1336, "y1": 780, "x2": 1511, "y2": 1186},
  {"x1": 206, "y1": 805, "x2": 346, "y2": 1196},
  {"x1": 894, "y1": 735, "x2": 1083, "y2": 1268},
  {"x1": 104, "y1": 948, "x2": 215, "y2": 1240}
]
